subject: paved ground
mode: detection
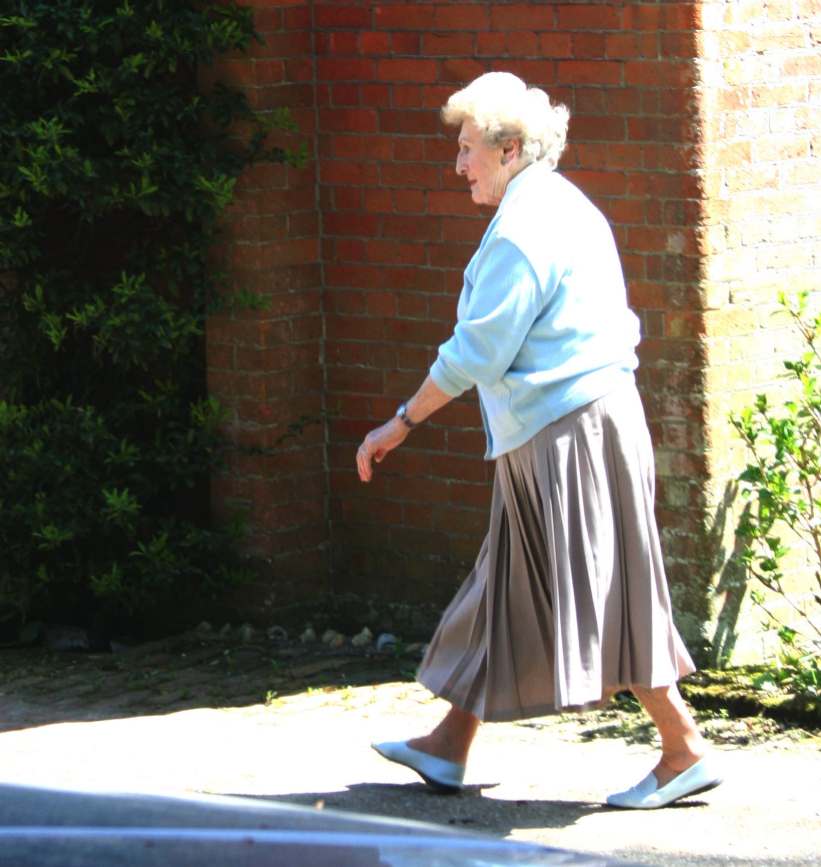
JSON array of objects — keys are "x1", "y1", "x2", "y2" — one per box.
[{"x1": 0, "y1": 632, "x2": 819, "y2": 866}]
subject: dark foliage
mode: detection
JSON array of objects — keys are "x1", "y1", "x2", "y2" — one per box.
[{"x1": 0, "y1": 1, "x2": 289, "y2": 634}]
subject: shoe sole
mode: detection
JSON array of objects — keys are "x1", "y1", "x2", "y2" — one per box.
[
  {"x1": 416, "y1": 772, "x2": 462, "y2": 794},
  {"x1": 372, "y1": 745, "x2": 463, "y2": 794},
  {"x1": 607, "y1": 776, "x2": 723, "y2": 810}
]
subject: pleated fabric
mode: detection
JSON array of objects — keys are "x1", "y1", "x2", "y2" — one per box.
[{"x1": 416, "y1": 382, "x2": 695, "y2": 722}]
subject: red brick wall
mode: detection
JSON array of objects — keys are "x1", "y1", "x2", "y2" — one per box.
[
  {"x1": 697, "y1": 0, "x2": 821, "y2": 662},
  {"x1": 317, "y1": 1, "x2": 712, "y2": 615},
  {"x1": 205, "y1": 1, "x2": 819, "y2": 658},
  {"x1": 205, "y1": 0, "x2": 329, "y2": 611}
]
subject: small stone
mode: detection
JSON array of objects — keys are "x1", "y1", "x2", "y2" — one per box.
[
  {"x1": 44, "y1": 625, "x2": 89, "y2": 652},
  {"x1": 267, "y1": 625, "x2": 288, "y2": 641},
  {"x1": 376, "y1": 632, "x2": 397, "y2": 652},
  {"x1": 238, "y1": 624, "x2": 255, "y2": 643},
  {"x1": 322, "y1": 629, "x2": 346, "y2": 648},
  {"x1": 351, "y1": 627, "x2": 373, "y2": 648},
  {"x1": 300, "y1": 626, "x2": 317, "y2": 644},
  {"x1": 405, "y1": 642, "x2": 427, "y2": 658},
  {"x1": 219, "y1": 623, "x2": 232, "y2": 638},
  {"x1": 196, "y1": 621, "x2": 212, "y2": 634}
]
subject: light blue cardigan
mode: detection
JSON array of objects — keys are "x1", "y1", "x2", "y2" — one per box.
[{"x1": 429, "y1": 161, "x2": 641, "y2": 459}]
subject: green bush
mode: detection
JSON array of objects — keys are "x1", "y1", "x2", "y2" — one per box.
[
  {"x1": 0, "y1": 2, "x2": 290, "y2": 633},
  {"x1": 731, "y1": 291, "x2": 821, "y2": 699}
]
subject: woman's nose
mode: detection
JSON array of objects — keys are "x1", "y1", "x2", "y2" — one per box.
[{"x1": 455, "y1": 154, "x2": 465, "y2": 175}]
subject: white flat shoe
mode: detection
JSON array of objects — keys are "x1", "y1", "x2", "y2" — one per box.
[
  {"x1": 606, "y1": 757, "x2": 723, "y2": 809},
  {"x1": 372, "y1": 740, "x2": 465, "y2": 792}
]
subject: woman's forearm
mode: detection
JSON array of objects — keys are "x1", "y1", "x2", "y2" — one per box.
[{"x1": 403, "y1": 375, "x2": 454, "y2": 426}]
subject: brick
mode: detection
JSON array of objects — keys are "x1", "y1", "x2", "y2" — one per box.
[
  {"x1": 321, "y1": 159, "x2": 379, "y2": 185},
  {"x1": 570, "y1": 114, "x2": 626, "y2": 142},
  {"x1": 605, "y1": 32, "x2": 658, "y2": 60},
  {"x1": 319, "y1": 108, "x2": 379, "y2": 133},
  {"x1": 476, "y1": 31, "x2": 506, "y2": 56},
  {"x1": 423, "y1": 32, "x2": 475, "y2": 56},
  {"x1": 391, "y1": 32, "x2": 421, "y2": 54},
  {"x1": 490, "y1": 4, "x2": 552, "y2": 31},
  {"x1": 331, "y1": 186, "x2": 364, "y2": 210},
  {"x1": 377, "y1": 58, "x2": 439, "y2": 83},
  {"x1": 391, "y1": 84, "x2": 424, "y2": 108},
  {"x1": 385, "y1": 317, "x2": 451, "y2": 345},
  {"x1": 622, "y1": 4, "x2": 661, "y2": 32},
  {"x1": 572, "y1": 32, "x2": 607, "y2": 59},
  {"x1": 440, "y1": 58, "x2": 487, "y2": 84},
  {"x1": 661, "y1": 3, "x2": 701, "y2": 32},
  {"x1": 361, "y1": 83, "x2": 392, "y2": 106},
  {"x1": 392, "y1": 189, "x2": 427, "y2": 213},
  {"x1": 557, "y1": 60, "x2": 622, "y2": 86},
  {"x1": 315, "y1": 4, "x2": 371, "y2": 29},
  {"x1": 397, "y1": 292, "x2": 429, "y2": 318},
  {"x1": 428, "y1": 190, "x2": 480, "y2": 216},
  {"x1": 315, "y1": 31, "x2": 359, "y2": 55},
  {"x1": 379, "y1": 109, "x2": 440, "y2": 135},
  {"x1": 539, "y1": 32, "x2": 573, "y2": 58},
  {"x1": 359, "y1": 31, "x2": 391, "y2": 54},
  {"x1": 433, "y1": 4, "x2": 491, "y2": 30},
  {"x1": 557, "y1": 5, "x2": 622, "y2": 30},
  {"x1": 365, "y1": 239, "x2": 426, "y2": 265},
  {"x1": 283, "y1": 5, "x2": 311, "y2": 30},
  {"x1": 393, "y1": 138, "x2": 425, "y2": 161},
  {"x1": 383, "y1": 214, "x2": 442, "y2": 241},
  {"x1": 331, "y1": 133, "x2": 392, "y2": 160},
  {"x1": 625, "y1": 60, "x2": 696, "y2": 88},
  {"x1": 493, "y1": 58, "x2": 556, "y2": 87},
  {"x1": 323, "y1": 212, "x2": 380, "y2": 237},
  {"x1": 330, "y1": 83, "x2": 360, "y2": 105},
  {"x1": 327, "y1": 365, "x2": 384, "y2": 394},
  {"x1": 317, "y1": 58, "x2": 375, "y2": 82},
  {"x1": 363, "y1": 188, "x2": 392, "y2": 211},
  {"x1": 429, "y1": 244, "x2": 476, "y2": 268},
  {"x1": 373, "y1": 5, "x2": 435, "y2": 30}
]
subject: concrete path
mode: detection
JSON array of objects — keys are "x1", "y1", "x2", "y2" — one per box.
[{"x1": 0, "y1": 681, "x2": 818, "y2": 865}]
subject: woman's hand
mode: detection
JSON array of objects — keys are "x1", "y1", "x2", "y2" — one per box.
[
  {"x1": 355, "y1": 377, "x2": 453, "y2": 483},
  {"x1": 356, "y1": 417, "x2": 409, "y2": 483}
]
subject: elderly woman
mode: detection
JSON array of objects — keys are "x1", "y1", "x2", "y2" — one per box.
[{"x1": 356, "y1": 72, "x2": 721, "y2": 809}]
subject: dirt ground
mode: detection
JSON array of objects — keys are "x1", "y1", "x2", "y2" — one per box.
[{"x1": 1, "y1": 628, "x2": 819, "y2": 866}]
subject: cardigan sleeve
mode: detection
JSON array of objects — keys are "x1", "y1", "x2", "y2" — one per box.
[{"x1": 430, "y1": 236, "x2": 546, "y2": 396}]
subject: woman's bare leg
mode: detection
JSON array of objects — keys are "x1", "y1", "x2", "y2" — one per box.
[
  {"x1": 631, "y1": 683, "x2": 706, "y2": 787},
  {"x1": 407, "y1": 704, "x2": 480, "y2": 765}
]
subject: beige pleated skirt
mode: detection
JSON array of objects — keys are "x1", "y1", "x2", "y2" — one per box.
[{"x1": 417, "y1": 382, "x2": 695, "y2": 722}]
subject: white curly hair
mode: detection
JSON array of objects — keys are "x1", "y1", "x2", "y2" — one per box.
[{"x1": 441, "y1": 72, "x2": 570, "y2": 171}]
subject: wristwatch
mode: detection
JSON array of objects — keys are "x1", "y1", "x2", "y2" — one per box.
[{"x1": 395, "y1": 402, "x2": 418, "y2": 430}]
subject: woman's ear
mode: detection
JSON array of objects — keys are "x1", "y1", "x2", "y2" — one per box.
[{"x1": 501, "y1": 139, "x2": 520, "y2": 165}]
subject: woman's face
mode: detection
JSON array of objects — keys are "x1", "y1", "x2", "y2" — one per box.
[{"x1": 455, "y1": 119, "x2": 517, "y2": 208}]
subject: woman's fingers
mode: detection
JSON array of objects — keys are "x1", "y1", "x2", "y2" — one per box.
[
  {"x1": 356, "y1": 421, "x2": 406, "y2": 482},
  {"x1": 357, "y1": 446, "x2": 371, "y2": 482}
]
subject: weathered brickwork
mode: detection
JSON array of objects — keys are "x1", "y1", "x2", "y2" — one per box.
[
  {"x1": 205, "y1": 0, "x2": 328, "y2": 609},
  {"x1": 204, "y1": 0, "x2": 820, "y2": 659},
  {"x1": 697, "y1": 0, "x2": 821, "y2": 661},
  {"x1": 316, "y1": 1, "x2": 716, "y2": 617}
]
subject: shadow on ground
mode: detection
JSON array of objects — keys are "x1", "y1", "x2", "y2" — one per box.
[
  {"x1": 2, "y1": 628, "x2": 817, "y2": 744},
  {"x1": 232, "y1": 784, "x2": 707, "y2": 837},
  {"x1": 0, "y1": 630, "x2": 415, "y2": 733}
]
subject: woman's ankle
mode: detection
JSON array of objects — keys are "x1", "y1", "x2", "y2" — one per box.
[{"x1": 407, "y1": 732, "x2": 472, "y2": 765}]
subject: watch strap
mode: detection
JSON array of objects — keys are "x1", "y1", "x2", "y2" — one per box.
[{"x1": 396, "y1": 402, "x2": 417, "y2": 429}]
